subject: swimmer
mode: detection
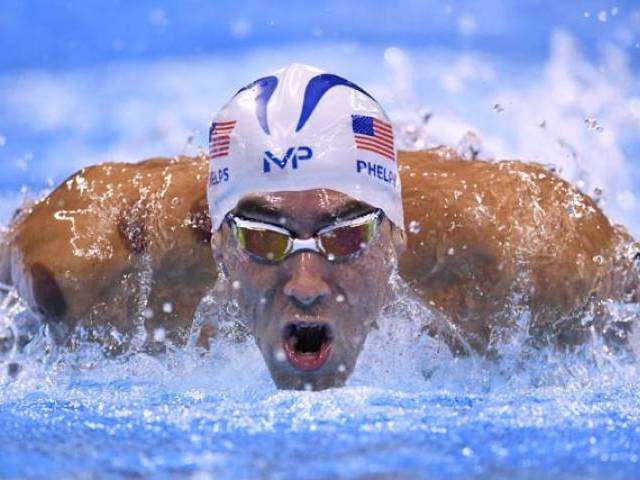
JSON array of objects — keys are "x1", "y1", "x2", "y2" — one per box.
[{"x1": 1, "y1": 64, "x2": 638, "y2": 389}]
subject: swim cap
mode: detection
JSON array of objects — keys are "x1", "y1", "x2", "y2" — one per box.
[{"x1": 206, "y1": 63, "x2": 404, "y2": 230}]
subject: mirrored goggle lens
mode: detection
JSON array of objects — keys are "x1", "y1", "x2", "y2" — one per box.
[
  {"x1": 235, "y1": 226, "x2": 291, "y2": 261},
  {"x1": 319, "y1": 220, "x2": 377, "y2": 258}
]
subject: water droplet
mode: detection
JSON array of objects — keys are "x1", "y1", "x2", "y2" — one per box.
[
  {"x1": 153, "y1": 328, "x2": 166, "y2": 342},
  {"x1": 584, "y1": 11, "x2": 591, "y2": 18},
  {"x1": 408, "y1": 220, "x2": 422, "y2": 234},
  {"x1": 162, "y1": 302, "x2": 173, "y2": 314},
  {"x1": 0, "y1": 134, "x2": 6, "y2": 146},
  {"x1": 232, "y1": 280, "x2": 241, "y2": 290},
  {"x1": 447, "y1": 248, "x2": 455, "y2": 255},
  {"x1": 597, "y1": 10, "x2": 607, "y2": 22},
  {"x1": 585, "y1": 117, "x2": 603, "y2": 132},
  {"x1": 338, "y1": 364, "x2": 346, "y2": 373},
  {"x1": 592, "y1": 255, "x2": 605, "y2": 265},
  {"x1": 303, "y1": 383, "x2": 313, "y2": 391},
  {"x1": 462, "y1": 446, "x2": 473, "y2": 457},
  {"x1": 259, "y1": 296, "x2": 267, "y2": 304},
  {"x1": 230, "y1": 18, "x2": 252, "y2": 39},
  {"x1": 143, "y1": 308, "x2": 154, "y2": 319},
  {"x1": 274, "y1": 348, "x2": 286, "y2": 362},
  {"x1": 336, "y1": 294, "x2": 345, "y2": 303},
  {"x1": 327, "y1": 253, "x2": 336, "y2": 262}
]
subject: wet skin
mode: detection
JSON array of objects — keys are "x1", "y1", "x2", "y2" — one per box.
[
  {"x1": 2, "y1": 149, "x2": 639, "y2": 389},
  {"x1": 213, "y1": 189, "x2": 405, "y2": 390}
]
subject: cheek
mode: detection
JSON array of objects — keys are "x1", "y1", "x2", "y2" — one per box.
[
  {"x1": 225, "y1": 249, "x2": 281, "y2": 307},
  {"x1": 337, "y1": 250, "x2": 393, "y2": 311}
]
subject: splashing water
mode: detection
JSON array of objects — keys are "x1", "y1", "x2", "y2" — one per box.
[
  {"x1": 1, "y1": 255, "x2": 639, "y2": 479},
  {"x1": 1, "y1": 16, "x2": 640, "y2": 479}
]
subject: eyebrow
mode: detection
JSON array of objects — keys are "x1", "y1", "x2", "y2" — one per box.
[{"x1": 234, "y1": 198, "x2": 376, "y2": 229}]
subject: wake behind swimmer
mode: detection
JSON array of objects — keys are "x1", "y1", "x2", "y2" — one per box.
[{"x1": 1, "y1": 64, "x2": 639, "y2": 390}]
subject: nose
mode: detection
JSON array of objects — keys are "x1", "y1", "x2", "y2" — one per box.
[{"x1": 283, "y1": 252, "x2": 331, "y2": 309}]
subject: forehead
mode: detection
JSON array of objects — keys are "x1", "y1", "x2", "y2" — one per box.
[{"x1": 233, "y1": 189, "x2": 375, "y2": 226}]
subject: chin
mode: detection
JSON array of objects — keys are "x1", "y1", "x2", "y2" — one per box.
[{"x1": 267, "y1": 363, "x2": 353, "y2": 391}]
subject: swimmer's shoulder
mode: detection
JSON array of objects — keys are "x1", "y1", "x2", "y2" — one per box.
[{"x1": 7, "y1": 154, "x2": 214, "y2": 324}]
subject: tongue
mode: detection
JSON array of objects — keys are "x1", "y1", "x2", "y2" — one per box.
[{"x1": 283, "y1": 339, "x2": 332, "y2": 371}]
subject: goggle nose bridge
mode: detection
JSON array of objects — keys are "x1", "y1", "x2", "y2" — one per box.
[{"x1": 288, "y1": 237, "x2": 323, "y2": 255}]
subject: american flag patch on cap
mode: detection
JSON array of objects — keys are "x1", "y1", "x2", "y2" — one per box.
[
  {"x1": 351, "y1": 115, "x2": 395, "y2": 161},
  {"x1": 209, "y1": 120, "x2": 236, "y2": 159}
]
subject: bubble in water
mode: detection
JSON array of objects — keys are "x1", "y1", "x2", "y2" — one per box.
[
  {"x1": 232, "y1": 280, "x2": 241, "y2": 290},
  {"x1": 408, "y1": 221, "x2": 422, "y2": 234},
  {"x1": 462, "y1": 447, "x2": 473, "y2": 457},
  {"x1": 162, "y1": 302, "x2": 173, "y2": 314},
  {"x1": 142, "y1": 308, "x2": 154, "y2": 319},
  {"x1": 338, "y1": 364, "x2": 346, "y2": 373},
  {"x1": 447, "y1": 248, "x2": 455, "y2": 255},
  {"x1": 336, "y1": 294, "x2": 345, "y2": 303}
]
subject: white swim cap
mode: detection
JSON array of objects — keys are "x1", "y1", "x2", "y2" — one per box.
[{"x1": 207, "y1": 63, "x2": 404, "y2": 230}]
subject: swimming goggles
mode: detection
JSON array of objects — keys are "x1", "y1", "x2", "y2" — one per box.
[{"x1": 226, "y1": 209, "x2": 383, "y2": 262}]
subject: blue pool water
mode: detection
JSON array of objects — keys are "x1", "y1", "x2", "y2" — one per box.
[{"x1": 2, "y1": 1, "x2": 640, "y2": 478}]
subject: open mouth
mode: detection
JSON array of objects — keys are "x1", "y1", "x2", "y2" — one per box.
[{"x1": 282, "y1": 323, "x2": 333, "y2": 371}]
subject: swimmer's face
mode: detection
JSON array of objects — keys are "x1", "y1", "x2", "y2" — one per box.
[{"x1": 214, "y1": 189, "x2": 402, "y2": 390}]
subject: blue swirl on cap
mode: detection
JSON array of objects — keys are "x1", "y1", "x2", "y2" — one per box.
[
  {"x1": 233, "y1": 75, "x2": 278, "y2": 135},
  {"x1": 295, "y1": 74, "x2": 376, "y2": 132}
]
